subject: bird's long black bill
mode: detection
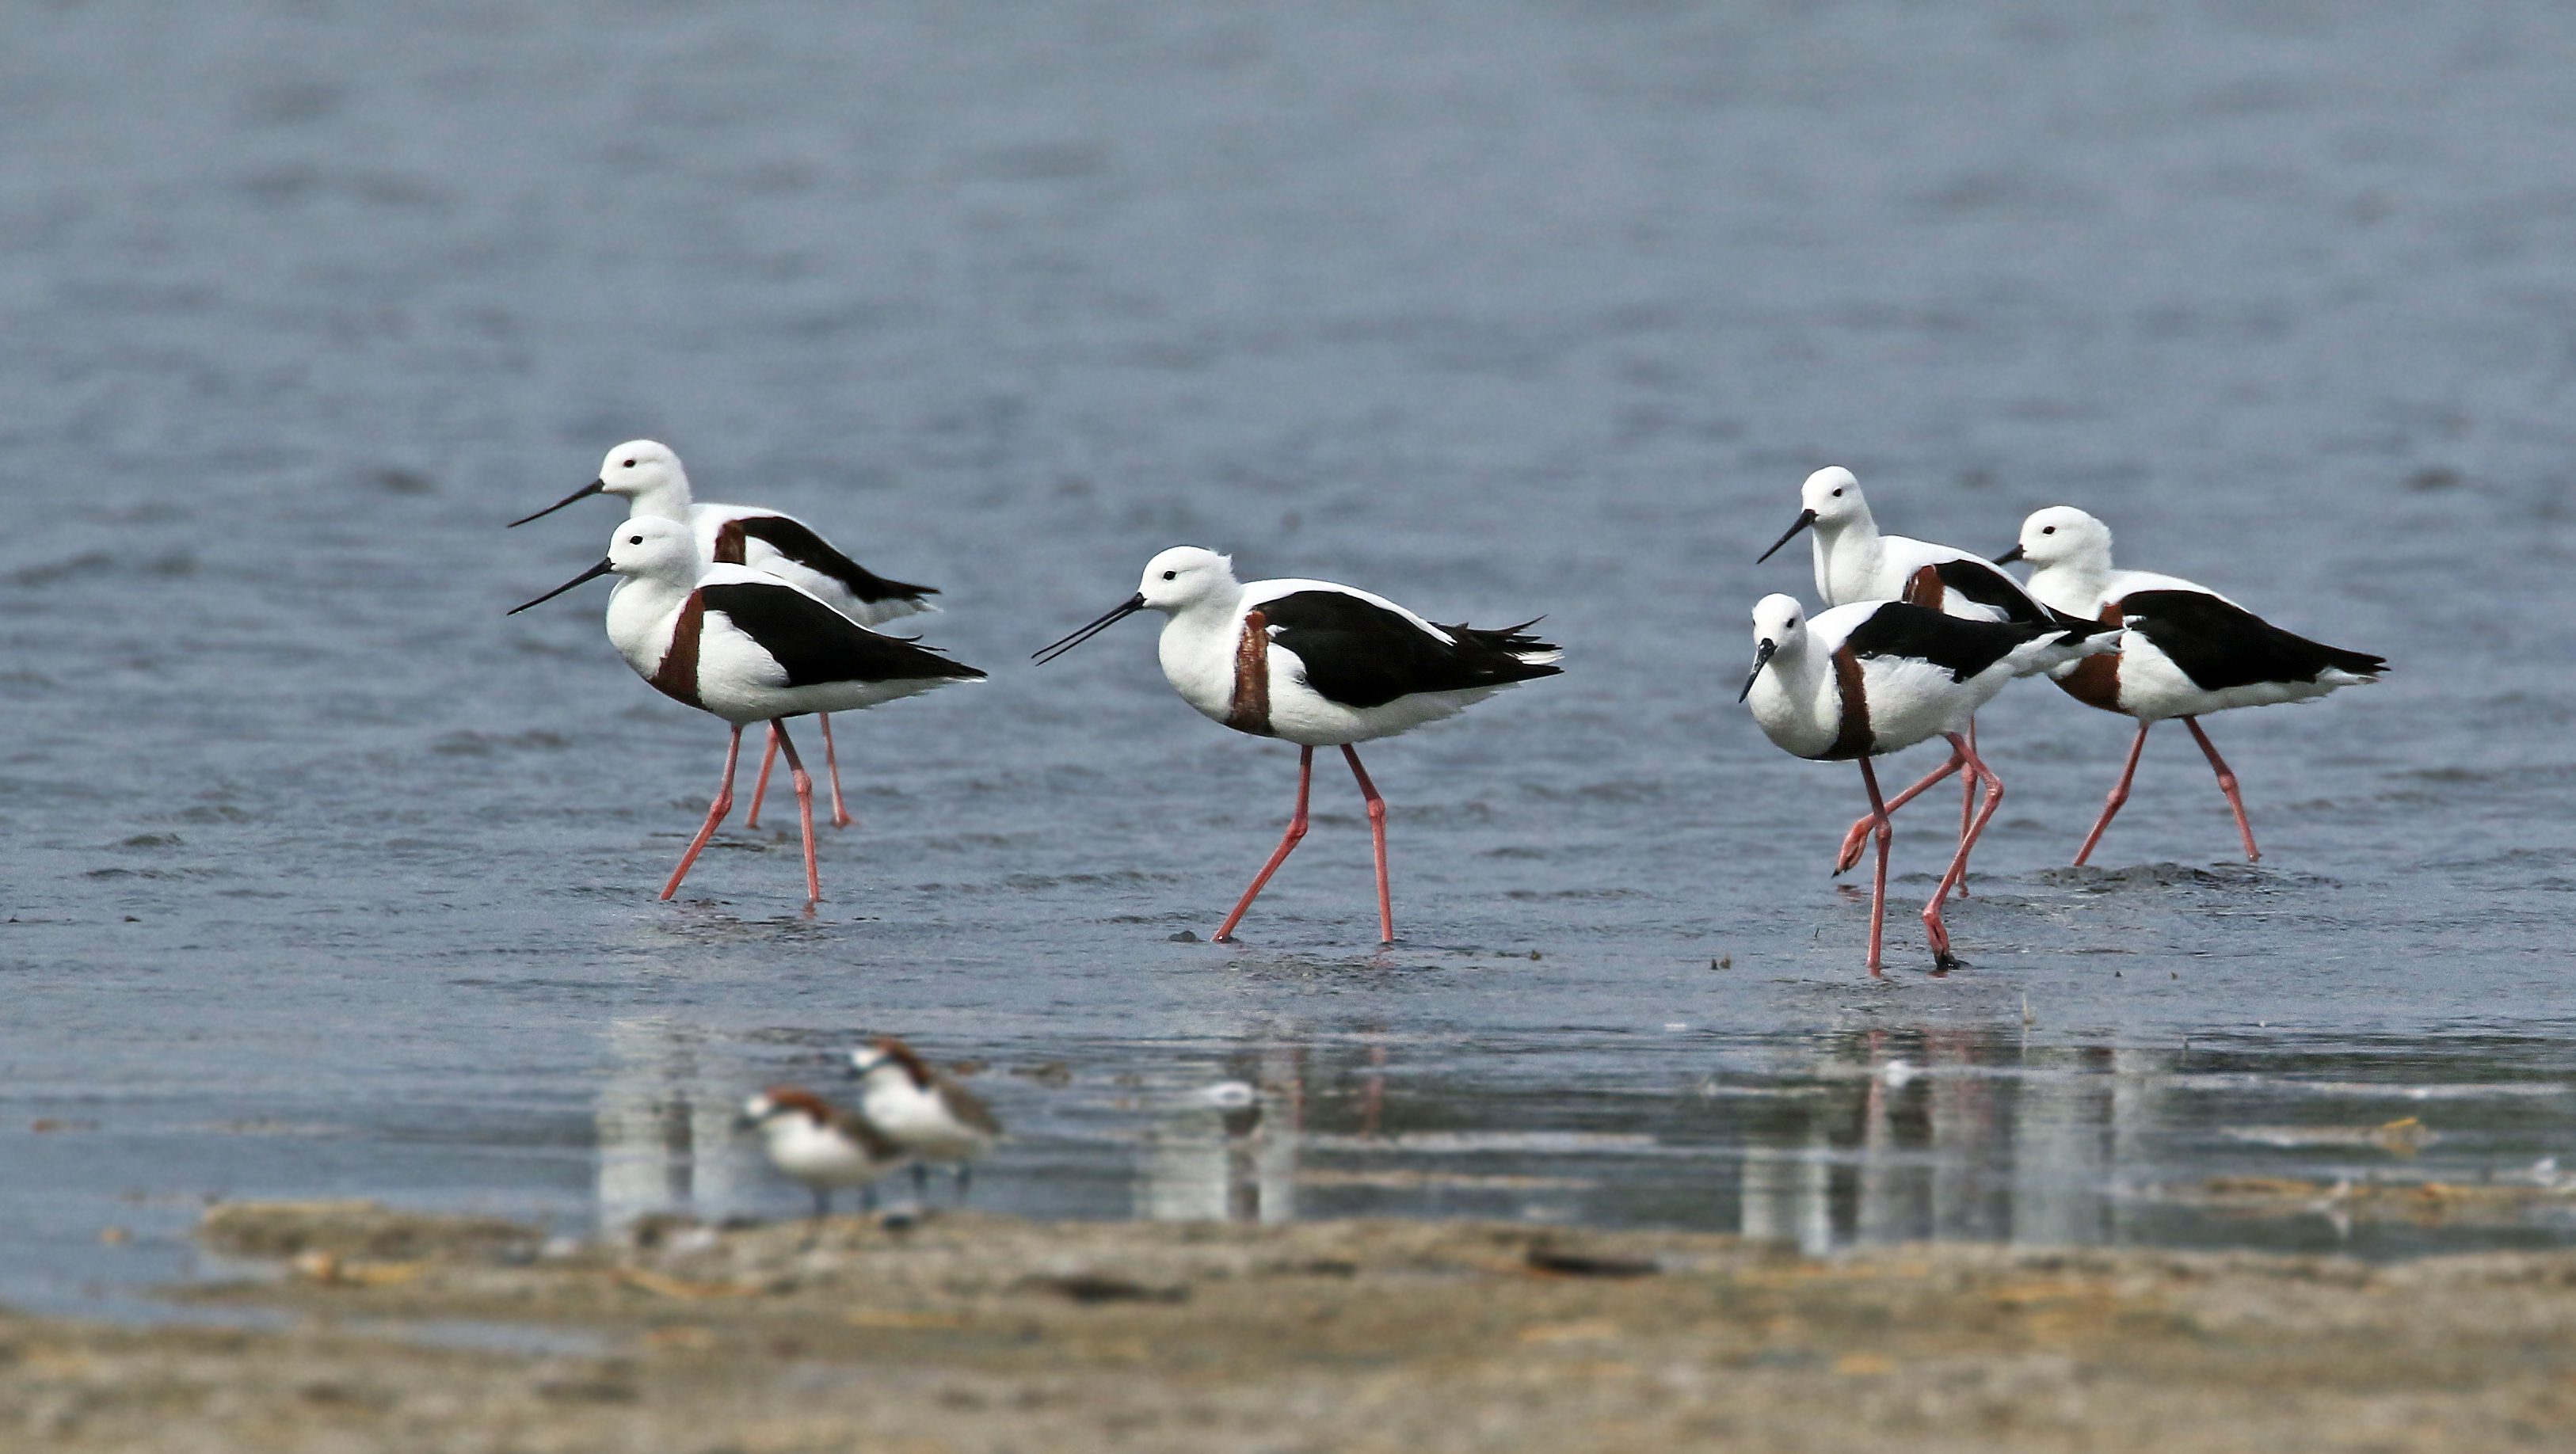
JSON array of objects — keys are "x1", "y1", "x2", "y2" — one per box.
[
  {"x1": 506, "y1": 557, "x2": 613, "y2": 615},
  {"x1": 1032, "y1": 593, "x2": 1146, "y2": 664},
  {"x1": 507, "y1": 478, "x2": 605, "y2": 528},
  {"x1": 1992, "y1": 543, "x2": 2025, "y2": 565},
  {"x1": 1737, "y1": 638, "x2": 1778, "y2": 702},
  {"x1": 1755, "y1": 509, "x2": 1818, "y2": 563}
]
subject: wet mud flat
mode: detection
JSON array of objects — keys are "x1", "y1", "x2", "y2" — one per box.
[{"x1": 4, "y1": 1204, "x2": 2574, "y2": 1452}]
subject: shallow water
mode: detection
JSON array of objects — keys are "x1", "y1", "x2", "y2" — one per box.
[{"x1": 5, "y1": 0, "x2": 2575, "y2": 1318}]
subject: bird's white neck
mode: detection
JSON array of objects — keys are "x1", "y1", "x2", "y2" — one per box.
[
  {"x1": 2025, "y1": 555, "x2": 2112, "y2": 617},
  {"x1": 620, "y1": 478, "x2": 695, "y2": 524},
  {"x1": 1808, "y1": 513, "x2": 1881, "y2": 607}
]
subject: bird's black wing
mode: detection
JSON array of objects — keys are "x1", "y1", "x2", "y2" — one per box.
[
  {"x1": 701, "y1": 582, "x2": 982, "y2": 687},
  {"x1": 2116, "y1": 589, "x2": 2385, "y2": 692},
  {"x1": 1929, "y1": 558, "x2": 2052, "y2": 626},
  {"x1": 735, "y1": 515, "x2": 939, "y2": 606},
  {"x1": 1842, "y1": 602, "x2": 2074, "y2": 682},
  {"x1": 1258, "y1": 590, "x2": 1560, "y2": 710}
]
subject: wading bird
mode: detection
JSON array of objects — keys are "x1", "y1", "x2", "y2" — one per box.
[
  {"x1": 509, "y1": 517, "x2": 981, "y2": 905},
  {"x1": 512, "y1": 440, "x2": 939, "y2": 830},
  {"x1": 1740, "y1": 592, "x2": 2118, "y2": 973},
  {"x1": 1035, "y1": 547, "x2": 1560, "y2": 945},
  {"x1": 848, "y1": 1037, "x2": 1002, "y2": 1205},
  {"x1": 2000, "y1": 506, "x2": 2386, "y2": 866},
  {"x1": 736, "y1": 1087, "x2": 907, "y2": 1230},
  {"x1": 1758, "y1": 466, "x2": 2083, "y2": 885}
]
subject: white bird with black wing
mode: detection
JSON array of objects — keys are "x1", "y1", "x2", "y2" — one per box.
[
  {"x1": 2000, "y1": 506, "x2": 2386, "y2": 866},
  {"x1": 1740, "y1": 592, "x2": 2120, "y2": 974},
  {"x1": 512, "y1": 440, "x2": 941, "y2": 829},
  {"x1": 1757, "y1": 466, "x2": 2085, "y2": 882},
  {"x1": 509, "y1": 516, "x2": 982, "y2": 905},
  {"x1": 1035, "y1": 546, "x2": 1562, "y2": 945}
]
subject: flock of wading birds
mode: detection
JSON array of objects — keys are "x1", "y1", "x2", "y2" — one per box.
[
  {"x1": 506, "y1": 441, "x2": 2389, "y2": 983},
  {"x1": 506, "y1": 442, "x2": 2387, "y2": 1217}
]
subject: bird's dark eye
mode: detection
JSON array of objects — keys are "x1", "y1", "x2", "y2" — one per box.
[
  {"x1": 622, "y1": 459, "x2": 636, "y2": 468},
  {"x1": 627, "y1": 535, "x2": 643, "y2": 544},
  {"x1": 1161, "y1": 569, "x2": 1177, "y2": 580},
  {"x1": 2041, "y1": 526, "x2": 2056, "y2": 535},
  {"x1": 1831, "y1": 489, "x2": 1844, "y2": 497}
]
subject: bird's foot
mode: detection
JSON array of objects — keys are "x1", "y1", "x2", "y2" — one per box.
[{"x1": 1832, "y1": 820, "x2": 1871, "y2": 876}]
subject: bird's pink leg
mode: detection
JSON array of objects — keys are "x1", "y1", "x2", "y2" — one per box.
[
  {"x1": 1342, "y1": 744, "x2": 1394, "y2": 946},
  {"x1": 1215, "y1": 748, "x2": 1314, "y2": 944},
  {"x1": 1835, "y1": 751, "x2": 1965, "y2": 874},
  {"x1": 2182, "y1": 716, "x2": 2260, "y2": 863},
  {"x1": 1856, "y1": 757, "x2": 1894, "y2": 977},
  {"x1": 745, "y1": 725, "x2": 780, "y2": 830},
  {"x1": 2072, "y1": 722, "x2": 2152, "y2": 866},
  {"x1": 1921, "y1": 731, "x2": 2005, "y2": 971},
  {"x1": 820, "y1": 714, "x2": 853, "y2": 829},
  {"x1": 770, "y1": 719, "x2": 822, "y2": 904},
  {"x1": 1955, "y1": 717, "x2": 1980, "y2": 897},
  {"x1": 660, "y1": 725, "x2": 745, "y2": 901}
]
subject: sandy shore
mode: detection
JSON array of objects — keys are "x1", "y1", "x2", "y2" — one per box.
[{"x1": 4, "y1": 1201, "x2": 2574, "y2": 1452}]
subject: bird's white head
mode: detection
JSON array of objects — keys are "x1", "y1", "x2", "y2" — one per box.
[
  {"x1": 508, "y1": 439, "x2": 695, "y2": 529},
  {"x1": 595, "y1": 440, "x2": 692, "y2": 517},
  {"x1": 1136, "y1": 546, "x2": 1239, "y2": 614},
  {"x1": 505, "y1": 514, "x2": 702, "y2": 616},
  {"x1": 1740, "y1": 592, "x2": 1811, "y2": 702},
  {"x1": 1755, "y1": 467, "x2": 1869, "y2": 563},
  {"x1": 1799, "y1": 466, "x2": 1868, "y2": 529},
  {"x1": 1032, "y1": 546, "x2": 1244, "y2": 666},
  {"x1": 604, "y1": 515, "x2": 702, "y2": 583},
  {"x1": 734, "y1": 1087, "x2": 822, "y2": 1138},
  {"x1": 846, "y1": 1041, "x2": 903, "y2": 1087},
  {"x1": 2005, "y1": 506, "x2": 2113, "y2": 571}
]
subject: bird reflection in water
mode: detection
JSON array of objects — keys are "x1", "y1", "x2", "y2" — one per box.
[
  {"x1": 593, "y1": 1018, "x2": 745, "y2": 1232},
  {"x1": 1740, "y1": 1026, "x2": 2178, "y2": 1253}
]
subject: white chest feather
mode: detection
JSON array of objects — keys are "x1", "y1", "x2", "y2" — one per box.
[
  {"x1": 1812, "y1": 532, "x2": 1886, "y2": 607},
  {"x1": 760, "y1": 1119, "x2": 885, "y2": 1187},
  {"x1": 1157, "y1": 610, "x2": 1242, "y2": 727}
]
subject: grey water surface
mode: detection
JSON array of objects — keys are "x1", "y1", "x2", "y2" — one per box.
[{"x1": 6, "y1": 0, "x2": 2576, "y2": 1319}]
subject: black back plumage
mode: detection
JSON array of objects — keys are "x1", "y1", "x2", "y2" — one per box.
[
  {"x1": 700, "y1": 582, "x2": 982, "y2": 687},
  {"x1": 2117, "y1": 590, "x2": 2386, "y2": 692},
  {"x1": 1928, "y1": 558, "x2": 2052, "y2": 626},
  {"x1": 736, "y1": 515, "x2": 938, "y2": 606},
  {"x1": 1844, "y1": 601, "x2": 2109, "y2": 682},
  {"x1": 1257, "y1": 590, "x2": 1561, "y2": 710}
]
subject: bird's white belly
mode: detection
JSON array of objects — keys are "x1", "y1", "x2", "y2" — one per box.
[
  {"x1": 1263, "y1": 653, "x2": 1493, "y2": 747},
  {"x1": 768, "y1": 1124, "x2": 889, "y2": 1189},
  {"x1": 1861, "y1": 657, "x2": 1999, "y2": 752},
  {"x1": 863, "y1": 1083, "x2": 990, "y2": 1159}
]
